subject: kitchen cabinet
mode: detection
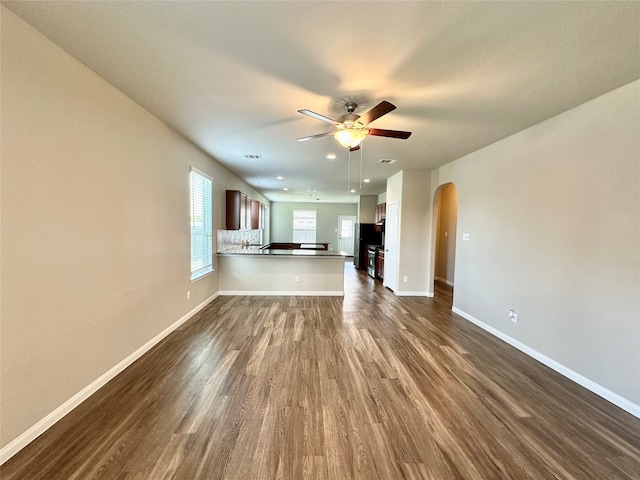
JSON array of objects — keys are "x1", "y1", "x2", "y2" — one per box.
[
  {"x1": 259, "y1": 203, "x2": 266, "y2": 229},
  {"x1": 226, "y1": 190, "x2": 251, "y2": 230},
  {"x1": 240, "y1": 194, "x2": 250, "y2": 229},
  {"x1": 375, "y1": 203, "x2": 386, "y2": 223},
  {"x1": 250, "y1": 199, "x2": 260, "y2": 230},
  {"x1": 226, "y1": 190, "x2": 265, "y2": 230},
  {"x1": 376, "y1": 250, "x2": 385, "y2": 281}
]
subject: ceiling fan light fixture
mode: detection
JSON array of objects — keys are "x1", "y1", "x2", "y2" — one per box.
[{"x1": 334, "y1": 128, "x2": 367, "y2": 149}]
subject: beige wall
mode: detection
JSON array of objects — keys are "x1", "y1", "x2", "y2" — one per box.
[
  {"x1": 398, "y1": 170, "x2": 432, "y2": 295},
  {"x1": 435, "y1": 184, "x2": 458, "y2": 285},
  {"x1": 0, "y1": 9, "x2": 267, "y2": 449},
  {"x1": 357, "y1": 195, "x2": 377, "y2": 223},
  {"x1": 270, "y1": 202, "x2": 357, "y2": 249},
  {"x1": 430, "y1": 80, "x2": 640, "y2": 407},
  {"x1": 385, "y1": 170, "x2": 432, "y2": 295}
]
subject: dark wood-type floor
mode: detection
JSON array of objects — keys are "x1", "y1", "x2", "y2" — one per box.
[{"x1": 3, "y1": 262, "x2": 640, "y2": 479}]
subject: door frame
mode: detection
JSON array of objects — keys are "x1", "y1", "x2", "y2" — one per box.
[
  {"x1": 383, "y1": 201, "x2": 399, "y2": 292},
  {"x1": 429, "y1": 183, "x2": 458, "y2": 298}
]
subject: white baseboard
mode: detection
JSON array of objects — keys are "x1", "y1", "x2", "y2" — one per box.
[
  {"x1": 0, "y1": 292, "x2": 219, "y2": 465},
  {"x1": 435, "y1": 277, "x2": 455, "y2": 287},
  {"x1": 451, "y1": 307, "x2": 640, "y2": 419},
  {"x1": 219, "y1": 290, "x2": 343, "y2": 296},
  {"x1": 396, "y1": 291, "x2": 432, "y2": 297}
]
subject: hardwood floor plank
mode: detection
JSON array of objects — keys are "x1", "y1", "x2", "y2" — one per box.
[{"x1": 2, "y1": 263, "x2": 639, "y2": 479}]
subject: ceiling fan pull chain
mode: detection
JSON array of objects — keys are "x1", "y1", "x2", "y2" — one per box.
[
  {"x1": 347, "y1": 149, "x2": 351, "y2": 194},
  {"x1": 359, "y1": 141, "x2": 363, "y2": 190}
]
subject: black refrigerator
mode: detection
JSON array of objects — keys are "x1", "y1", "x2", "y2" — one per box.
[{"x1": 353, "y1": 223, "x2": 383, "y2": 270}]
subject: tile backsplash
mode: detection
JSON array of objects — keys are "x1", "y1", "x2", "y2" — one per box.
[{"x1": 217, "y1": 229, "x2": 261, "y2": 252}]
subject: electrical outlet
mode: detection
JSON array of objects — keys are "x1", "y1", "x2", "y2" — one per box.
[
  {"x1": 403, "y1": 276, "x2": 408, "y2": 283},
  {"x1": 509, "y1": 309, "x2": 518, "y2": 323},
  {"x1": 295, "y1": 275, "x2": 300, "y2": 282},
  {"x1": 186, "y1": 291, "x2": 191, "y2": 300}
]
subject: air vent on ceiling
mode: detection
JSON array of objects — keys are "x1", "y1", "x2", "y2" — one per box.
[
  {"x1": 244, "y1": 154, "x2": 262, "y2": 159},
  {"x1": 378, "y1": 158, "x2": 398, "y2": 164}
]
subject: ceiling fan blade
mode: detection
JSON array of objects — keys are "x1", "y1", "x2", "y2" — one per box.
[
  {"x1": 296, "y1": 131, "x2": 334, "y2": 142},
  {"x1": 298, "y1": 109, "x2": 340, "y2": 126},
  {"x1": 357, "y1": 101, "x2": 396, "y2": 126},
  {"x1": 367, "y1": 128, "x2": 412, "y2": 139},
  {"x1": 349, "y1": 145, "x2": 361, "y2": 152}
]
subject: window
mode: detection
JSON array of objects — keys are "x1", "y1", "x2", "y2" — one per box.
[
  {"x1": 190, "y1": 169, "x2": 213, "y2": 281},
  {"x1": 292, "y1": 209, "x2": 317, "y2": 243},
  {"x1": 340, "y1": 218, "x2": 354, "y2": 238}
]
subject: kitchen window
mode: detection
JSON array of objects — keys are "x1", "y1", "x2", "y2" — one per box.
[
  {"x1": 292, "y1": 209, "x2": 316, "y2": 243},
  {"x1": 190, "y1": 169, "x2": 213, "y2": 281}
]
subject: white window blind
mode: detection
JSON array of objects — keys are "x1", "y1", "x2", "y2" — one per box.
[
  {"x1": 190, "y1": 169, "x2": 213, "y2": 281},
  {"x1": 292, "y1": 209, "x2": 317, "y2": 243}
]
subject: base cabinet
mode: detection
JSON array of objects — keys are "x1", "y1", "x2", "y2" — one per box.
[{"x1": 376, "y1": 250, "x2": 384, "y2": 281}]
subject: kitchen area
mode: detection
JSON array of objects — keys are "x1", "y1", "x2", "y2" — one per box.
[
  {"x1": 217, "y1": 189, "x2": 389, "y2": 294},
  {"x1": 217, "y1": 190, "x2": 347, "y2": 296},
  {"x1": 354, "y1": 202, "x2": 386, "y2": 283}
]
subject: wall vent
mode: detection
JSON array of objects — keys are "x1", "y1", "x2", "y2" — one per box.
[
  {"x1": 378, "y1": 158, "x2": 398, "y2": 164},
  {"x1": 244, "y1": 154, "x2": 262, "y2": 159}
]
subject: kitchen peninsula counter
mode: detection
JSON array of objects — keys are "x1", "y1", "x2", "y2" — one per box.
[
  {"x1": 219, "y1": 246, "x2": 345, "y2": 257},
  {"x1": 217, "y1": 247, "x2": 346, "y2": 296}
]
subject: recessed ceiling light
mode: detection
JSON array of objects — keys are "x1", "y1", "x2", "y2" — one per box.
[
  {"x1": 350, "y1": 189, "x2": 356, "y2": 193},
  {"x1": 326, "y1": 154, "x2": 337, "y2": 160},
  {"x1": 276, "y1": 176, "x2": 283, "y2": 180},
  {"x1": 283, "y1": 187, "x2": 289, "y2": 191},
  {"x1": 363, "y1": 178, "x2": 370, "y2": 183}
]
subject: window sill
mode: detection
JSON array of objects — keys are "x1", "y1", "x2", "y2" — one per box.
[{"x1": 191, "y1": 267, "x2": 214, "y2": 283}]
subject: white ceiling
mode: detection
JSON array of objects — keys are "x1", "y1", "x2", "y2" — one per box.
[{"x1": 4, "y1": 1, "x2": 639, "y2": 203}]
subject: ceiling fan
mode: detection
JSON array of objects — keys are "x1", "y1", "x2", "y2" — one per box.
[{"x1": 296, "y1": 101, "x2": 411, "y2": 151}]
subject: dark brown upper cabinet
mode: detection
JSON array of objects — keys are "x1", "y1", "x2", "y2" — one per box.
[
  {"x1": 226, "y1": 190, "x2": 249, "y2": 230},
  {"x1": 375, "y1": 203, "x2": 387, "y2": 223},
  {"x1": 227, "y1": 190, "x2": 264, "y2": 230}
]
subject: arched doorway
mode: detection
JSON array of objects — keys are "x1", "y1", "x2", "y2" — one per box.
[{"x1": 432, "y1": 183, "x2": 458, "y2": 307}]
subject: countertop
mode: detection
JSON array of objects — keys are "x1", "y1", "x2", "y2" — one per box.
[{"x1": 218, "y1": 246, "x2": 346, "y2": 258}]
